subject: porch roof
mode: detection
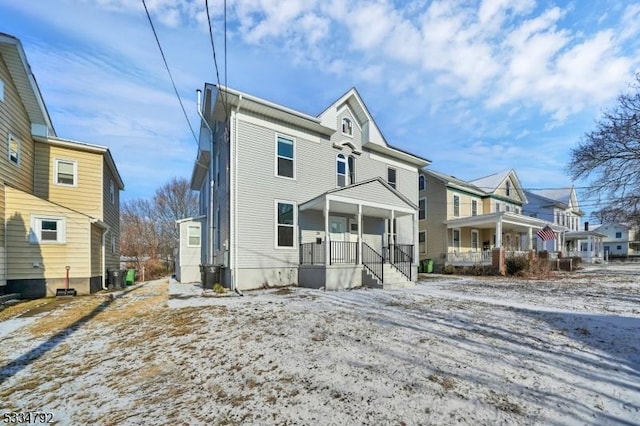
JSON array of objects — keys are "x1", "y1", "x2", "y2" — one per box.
[
  {"x1": 564, "y1": 230, "x2": 607, "y2": 241},
  {"x1": 299, "y1": 177, "x2": 416, "y2": 218},
  {"x1": 444, "y1": 212, "x2": 562, "y2": 232}
]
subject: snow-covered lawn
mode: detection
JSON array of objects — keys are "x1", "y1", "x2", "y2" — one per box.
[{"x1": 1, "y1": 264, "x2": 639, "y2": 425}]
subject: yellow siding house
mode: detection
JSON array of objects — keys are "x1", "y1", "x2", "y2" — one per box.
[{"x1": 0, "y1": 32, "x2": 124, "y2": 298}]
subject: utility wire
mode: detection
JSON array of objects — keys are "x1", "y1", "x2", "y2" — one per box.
[
  {"x1": 205, "y1": 0, "x2": 228, "y2": 121},
  {"x1": 141, "y1": 0, "x2": 198, "y2": 144}
]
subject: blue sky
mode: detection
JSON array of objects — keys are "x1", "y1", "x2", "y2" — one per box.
[{"x1": 2, "y1": 0, "x2": 639, "y2": 216}]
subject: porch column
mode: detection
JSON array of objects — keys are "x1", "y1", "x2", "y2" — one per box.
[
  {"x1": 495, "y1": 216, "x2": 503, "y2": 247},
  {"x1": 587, "y1": 235, "x2": 593, "y2": 261},
  {"x1": 324, "y1": 198, "x2": 330, "y2": 266},
  {"x1": 357, "y1": 203, "x2": 362, "y2": 264},
  {"x1": 527, "y1": 227, "x2": 533, "y2": 250},
  {"x1": 390, "y1": 210, "x2": 395, "y2": 263},
  {"x1": 413, "y1": 210, "x2": 419, "y2": 267}
]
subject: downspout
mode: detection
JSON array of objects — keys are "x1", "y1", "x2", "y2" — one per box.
[
  {"x1": 232, "y1": 94, "x2": 243, "y2": 296},
  {"x1": 196, "y1": 89, "x2": 214, "y2": 265}
]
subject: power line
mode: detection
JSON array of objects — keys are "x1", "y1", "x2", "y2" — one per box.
[
  {"x1": 141, "y1": 0, "x2": 198, "y2": 144},
  {"x1": 205, "y1": 0, "x2": 229, "y2": 122}
]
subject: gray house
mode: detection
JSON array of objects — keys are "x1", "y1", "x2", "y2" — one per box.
[{"x1": 190, "y1": 85, "x2": 429, "y2": 291}]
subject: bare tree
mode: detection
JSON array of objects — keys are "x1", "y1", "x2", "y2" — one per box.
[
  {"x1": 567, "y1": 74, "x2": 640, "y2": 225},
  {"x1": 120, "y1": 177, "x2": 198, "y2": 273},
  {"x1": 153, "y1": 176, "x2": 199, "y2": 255}
]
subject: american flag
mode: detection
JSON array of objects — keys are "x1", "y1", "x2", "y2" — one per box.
[{"x1": 536, "y1": 225, "x2": 555, "y2": 241}]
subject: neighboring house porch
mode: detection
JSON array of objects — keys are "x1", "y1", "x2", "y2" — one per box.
[
  {"x1": 564, "y1": 230, "x2": 607, "y2": 263},
  {"x1": 444, "y1": 212, "x2": 562, "y2": 266},
  {"x1": 298, "y1": 178, "x2": 417, "y2": 290}
]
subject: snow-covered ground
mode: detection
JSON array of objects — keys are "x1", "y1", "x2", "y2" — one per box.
[{"x1": 1, "y1": 263, "x2": 639, "y2": 425}]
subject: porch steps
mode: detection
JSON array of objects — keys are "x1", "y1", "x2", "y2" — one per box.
[{"x1": 362, "y1": 264, "x2": 414, "y2": 290}]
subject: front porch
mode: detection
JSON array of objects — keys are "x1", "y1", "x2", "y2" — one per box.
[
  {"x1": 444, "y1": 212, "x2": 562, "y2": 267},
  {"x1": 297, "y1": 178, "x2": 418, "y2": 290}
]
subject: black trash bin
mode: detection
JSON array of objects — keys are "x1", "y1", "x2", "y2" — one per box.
[
  {"x1": 200, "y1": 264, "x2": 218, "y2": 289},
  {"x1": 109, "y1": 269, "x2": 124, "y2": 289}
]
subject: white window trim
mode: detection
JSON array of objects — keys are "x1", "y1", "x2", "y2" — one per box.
[
  {"x1": 341, "y1": 117, "x2": 353, "y2": 137},
  {"x1": 187, "y1": 224, "x2": 201, "y2": 248},
  {"x1": 453, "y1": 195, "x2": 460, "y2": 217},
  {"x1": 452, "y1": 228, "x2": 461, "y2": 252},
  {"x1": 419, "y1": 197, "x2": 426, "y2": 220},
  {"x1": 111, "y1": 234, "x2": 116, "y2": 254},
  {"x1": 387, "y1": 167, "x2": 397, "y2": 189},
  {"x1": 275, "y1": 134, "x2": 296, "y2": 180},
  {"x1": 418, "y1": 175, "x2": 425, "y2": 192},
  {"x1": 471, "y1": 229, "x2": 479, "y2": 252},
  {"x1": 336, "y1": 153, "x2": 347, "y2": 187},
  {"x1": 471, "y1": 199, "x2": 478, "y2": 216},
  {"x1": 54, "y1": 158, "x2": 78, "y2": 187},
  {"x1": 274, "y1": 199, "x2": 297, "y2": 249},
  {"x1": 419, "y1": 230, "x2": 427, "y2": 254},
  {"x1": 29, "y1": 215, "x2": 66, "y2": 244},
  {"x1": 7, "y1": 133, "x2": 20, "y2": 165}
]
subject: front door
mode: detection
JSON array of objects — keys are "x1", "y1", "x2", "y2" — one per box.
[{"x1": 329, "y1": 217, "x2": 348, "y2": 263}]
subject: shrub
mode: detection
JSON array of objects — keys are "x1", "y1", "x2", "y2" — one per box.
[
  {"x1": 442, "y1": 264, "x2": 456, "y2": 274},
  {"x1": 143, "y1": 258, "x2": 169, "y2": 280},
  {"x1": 213, "y1": 283, "x2": 227, "y2": 294},
  {"x1": 505, "y1": 256, "x2": 530, "y2": 276},
  {"x1": 529, "y1": 258, "x2": 551, "y2": 276}
]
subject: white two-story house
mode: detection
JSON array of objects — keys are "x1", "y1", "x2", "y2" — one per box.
[{"x1": 189, "y1": 85, "x2": 429, "y2": 291}]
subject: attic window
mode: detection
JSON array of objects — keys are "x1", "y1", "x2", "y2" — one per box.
[
  {"x1": 342, "y1": 117, "x2": 353, "y2": 136},
  {"x1": 506, "y1": 181, "x2": 511, "y2": 196}
]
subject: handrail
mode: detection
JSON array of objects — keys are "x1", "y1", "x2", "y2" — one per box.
[
  {"x1": 362, "y1": 243, "x2": 384, "y2": 283},
  {"x1": 392, "y1": 244, "x2": 413, "y2": 281}
]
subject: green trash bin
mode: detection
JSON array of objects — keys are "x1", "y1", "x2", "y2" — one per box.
[
  {"x1": 125, "y1": 269, "x2": 136, "y2": 285},
  {"x1": 426, "y1": 259, "x2": 433, "y2": 273}
]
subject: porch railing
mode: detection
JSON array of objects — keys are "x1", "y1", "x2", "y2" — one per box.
[
  {"x1": 329, "y1": 241, "x2": 358, "y2": 265},
  {"x1": 393, "y1": 244, "x2": 413, "y2": 281},
  {"x1": 300, "y1": 242, "x2": 325, "y2": 265},
  {"x1": 446, "y1": 251, "x2": 491, "y2": 264},
  {"x1": 362, "y1": 243, "x2": 384, "y2": 283}
]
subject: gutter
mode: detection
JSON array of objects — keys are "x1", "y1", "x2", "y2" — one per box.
[{"x1": 197, "y1": 89, "x2": 215, "y2": 265}]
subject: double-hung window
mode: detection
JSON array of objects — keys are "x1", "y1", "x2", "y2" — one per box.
[
  {"x1": 453, "y1": 195, "x2": 460, "y2": 217},
  {"x1": 276, "y1": 201, "x2": 296, "y2": 248},
  {"x1": 471, "y1": 200, "x2": 478, "y2": 216},
  {"x1": 336, "y1": 154, "x2": 347, "y2": 187},
  {"x1": 55, "y1": 159, "x2": 77, "y2": 186},
  {"x1": 188, "y1": 224, "x2": 201, "y2": 247},
  {"x1": 419, "y1": 198, "x2": 426, "y2": 220},
  {"x1": 418, "y1": 175, "x2": 425, "y2": 191},
  {"x1": 30, "y1": 216, "x2": 66, "y2": 244},
  {"x1": 7, "y1": 133, "x2": 19, "y2": 165},
  {"x1": 387, "y1": 168, "x2": 397, "y2": 189},
  {"x1": 348, "y1": 155, "x2": 355, "y2": 185},
  {"x1": 109, "y1": 179, "x2": 115, "y2": 204},
  {"x1": 276, "y1": 135, "x2": 294, "y2": 178}
]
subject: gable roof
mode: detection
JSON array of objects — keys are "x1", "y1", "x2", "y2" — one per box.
[
  {"x1": 469, "y1": 169, "x2": 528, "y2": 203},
  {"x1": 0, "y1": 33, "x2": 56, "y2": 137},
  {"x1": 422, "y1": 169, "x2": 486, "y2": 196},
  {"x1": 318, "y1": 88, "x2": 430, "y2": 167},
  {"x1": 526, "y1": 186, "x2": 582, "y2": 214}
]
